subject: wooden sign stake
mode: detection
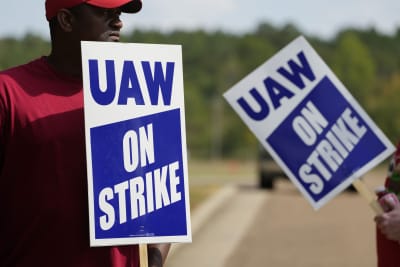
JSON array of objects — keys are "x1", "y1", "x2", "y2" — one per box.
[
  {"x1": 139, "y1": 244, "x2": 148, "y2": 267},
  {"x1": 352, "y1": 179, "x2": 383, "y2": 215}
]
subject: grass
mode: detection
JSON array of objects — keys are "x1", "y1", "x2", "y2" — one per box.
[
  {"x1": 185, "y1": 160, "x2": 389, "y2": 210},
  {"x1": 186, "y1": 159, "x2": 257, "y2": 210},
  {"x1": 189, "y1": 184, "x2": 221, "y2": 210}
]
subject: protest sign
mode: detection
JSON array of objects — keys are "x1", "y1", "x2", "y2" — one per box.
[
  {"x1": 81, "y1": 41, "x2": 191, "y2": 246},
  {"x1": 224, "y1": 36, "x2": 395, "y2": 210}
]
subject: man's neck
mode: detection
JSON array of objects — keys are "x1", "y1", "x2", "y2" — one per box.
[{"x1": 46, "y1": 51, "x2": 82, "y2": 78}]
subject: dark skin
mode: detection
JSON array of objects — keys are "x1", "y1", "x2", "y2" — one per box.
[
  {"x1": 46, "y1": 4, "x2": 170, "y2": 267},
  {"x1": 47, "y1": 4, "x2": 125, "y2": 77}
]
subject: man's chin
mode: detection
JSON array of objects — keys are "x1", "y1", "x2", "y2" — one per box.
[{"x1": 108, "y1": 36, "x2": 120, "y2": 42}]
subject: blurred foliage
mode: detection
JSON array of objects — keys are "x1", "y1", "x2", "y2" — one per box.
[
  {"x1": 0, "y1": 34, "x2": 50, "y2": 69},
  {"x1": 1, "y1": 22, "x2": 400, "y2": 159}
]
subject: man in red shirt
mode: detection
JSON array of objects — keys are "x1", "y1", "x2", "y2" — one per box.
[{"x1": 0, "y1": 0, "x2": 170, "y2": 266}]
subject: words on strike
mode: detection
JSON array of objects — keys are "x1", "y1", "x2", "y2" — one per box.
[{"x1": 98, "y1": 123, "x2": 182, "y2": 231}]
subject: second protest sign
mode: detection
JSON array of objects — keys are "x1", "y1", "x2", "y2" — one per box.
[{"x1": 224, "y1": 36, "x2": 394, "y2": 210}]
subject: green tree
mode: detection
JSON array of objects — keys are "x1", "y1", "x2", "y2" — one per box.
[
  {"x1": 370, "y1": 72, "x2": 400, "y2": 142},
  {"x1": 0, "y1": 34, "x2": 50, "y2": 70},
  {"x1": 331, "y1": 31, "x2": 376, "y2": 108},
  {"x1": 2, "y1": 25, "x2": 399, "y2": 159}
]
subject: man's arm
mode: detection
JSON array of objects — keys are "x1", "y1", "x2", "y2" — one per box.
[{"x1": 147, "y1": 243, "x2": 171, "y2": 267}]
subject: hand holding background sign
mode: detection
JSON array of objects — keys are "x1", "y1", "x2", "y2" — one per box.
[{"x1": 224, "y1": 36, "x2": 394, "y2": 211}]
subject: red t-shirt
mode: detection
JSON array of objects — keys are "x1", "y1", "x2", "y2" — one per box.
[{"x1": 0, "y1": 57, "x2": 139, "y2": 266}]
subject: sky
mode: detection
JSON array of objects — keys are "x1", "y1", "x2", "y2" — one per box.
[{"x1": 3, "y1": 0, "x2": 400, "y2": 40}]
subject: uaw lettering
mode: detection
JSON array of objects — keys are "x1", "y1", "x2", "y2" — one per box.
[
  {"x1": 88, "y1": 59, "x2": 174, "y2": 106},
  {"x1": 224, "y1": 36, "x2": 394, "y2": 209},
  {"x1": 237, "y1": 51, "x2": 315, "y2": 121},
  {"x1": 82, "y1": 42, "x2": 190, "y2": 246}
]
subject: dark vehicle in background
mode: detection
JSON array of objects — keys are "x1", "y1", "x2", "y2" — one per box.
[
  {"x1": 257, "y1": 147, "x2": 357, "y2": 191},
  {"x1": 257, "y1": 147, "x2": 286, "y2": 189}
]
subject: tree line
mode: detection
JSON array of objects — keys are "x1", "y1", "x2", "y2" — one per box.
[{"x1": 1, "y1": 22, "x2": 399, "y2": 159}]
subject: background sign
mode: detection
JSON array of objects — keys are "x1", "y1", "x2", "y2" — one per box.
[
  {"x1": 82, "y1": 42, "x2": 191, "y2": 246},
  {"x1": 224, "y1": 36, "x2": 394, "y2": 210}
]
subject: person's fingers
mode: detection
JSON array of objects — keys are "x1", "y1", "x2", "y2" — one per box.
[
  {"x1": 375, "y1": 214, "x2": 388, "y2": 224},
  {"x1": 380, "y1": 194, "x2": 400, "y2": 211}
]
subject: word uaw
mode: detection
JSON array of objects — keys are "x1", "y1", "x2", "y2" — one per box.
[
  {"x1": 88, "y1": 59, "x2": 175, "y2": 106},
  {"x1": 295, "y1": 102, "x2": 367, "y2": 195},
  {"x1": 98, "y1": 123, "x2": 182, "y2": 231}
]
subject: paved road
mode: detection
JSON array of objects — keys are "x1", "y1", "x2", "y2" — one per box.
[{"x1": 165, "y1": 168, "x2": 385, "y2": 267}]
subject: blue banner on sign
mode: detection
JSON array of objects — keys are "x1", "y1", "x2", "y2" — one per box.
[
  {"x1": 90, "y1": 108, "x2": 187, "y2": 239},
  {"x1": 267, "y1": 77, "x2": 387, "y2": 202}
]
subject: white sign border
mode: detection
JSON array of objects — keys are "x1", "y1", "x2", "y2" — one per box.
[{"x1": 81, "y1": 41, "x2": 192, "y2": 246}]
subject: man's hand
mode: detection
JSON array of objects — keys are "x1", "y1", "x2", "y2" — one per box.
[
  {"x1": 148, "y1": 243, "x2": 171, "y2": 267},
  {"x1": 375, "y1": 197, "x2": 400, "y2": 242}
]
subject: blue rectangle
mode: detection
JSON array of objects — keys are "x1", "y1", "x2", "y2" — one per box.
[
  {"x1": 90, "y1": 108, "x2": 187, "y2": 239},
  {"x1": 267, "y1": 77, "x2": 386, "y2": 202}
]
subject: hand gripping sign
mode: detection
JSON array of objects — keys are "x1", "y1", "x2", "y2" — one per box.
[
  {"x1": 224, "y1": 36, "x2": 395, "y2": 211},
  {"x1": 81, "y1": 42, "x2": 192, "y2": 255}
]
